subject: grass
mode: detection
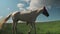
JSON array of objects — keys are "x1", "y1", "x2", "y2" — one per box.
[{"x1": 0, "y1": 21, "x2": 60, "y2": 34}]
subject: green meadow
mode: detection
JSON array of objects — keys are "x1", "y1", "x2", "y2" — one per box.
[{"x1": 0, "y1": 21, "x2": 60, "y2": 34}]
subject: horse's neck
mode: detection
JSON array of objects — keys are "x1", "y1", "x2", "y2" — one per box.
[{"x1": 36, "y1": 8, "x2": 43, "y2": 16}]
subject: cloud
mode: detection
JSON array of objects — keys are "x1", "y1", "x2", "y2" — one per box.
[
  {"x1": 17, "y1": 0, "x2": 31, "y2": 11},
  {"x1": 28, "y1": 0, "x2": 60, "y2": 10},
  {"x1": 17, "y1": 0, "x2": 45, "y2": 11},
  {"x1": 17, "y1": 0, "x2": 60, "y2": 11},
  {"x1": 17, "y1": 3, "x2": 25, "y2": 11},
  {"x1": 17, "y1": 3, "x2": 24, "y2": 8},
  {"x1": 28, "y1": 0, "x2": 45, "y2": 10}
]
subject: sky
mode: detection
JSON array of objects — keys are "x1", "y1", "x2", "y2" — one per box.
[{"x1": 0, "y1": 0, "x2": 60, "y2": 22}]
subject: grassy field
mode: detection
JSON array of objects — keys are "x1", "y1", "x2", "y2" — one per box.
[{"x1": 0, "y1": 21, "x2": 60, "y2": 34}]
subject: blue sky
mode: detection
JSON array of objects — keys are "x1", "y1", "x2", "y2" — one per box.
[{"x1": 0, "y1": 0, "x2": 60, "y2": 22}]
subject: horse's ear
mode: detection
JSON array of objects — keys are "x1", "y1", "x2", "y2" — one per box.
[
  {"x1": 43, "y1": 6, "x2": 47, "y2": 12},
  {"x1": 43, "y1": 6, "x2": 46, "y2": 10}
]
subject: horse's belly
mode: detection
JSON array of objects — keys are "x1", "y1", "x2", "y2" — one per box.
[{"x1": 19, "y1": 16, "x2": 31, "y2": 21}]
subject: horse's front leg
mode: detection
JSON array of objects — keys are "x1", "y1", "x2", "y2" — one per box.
[{"x1": 28, "y1": 22, "x2": 36, "y2": 34}]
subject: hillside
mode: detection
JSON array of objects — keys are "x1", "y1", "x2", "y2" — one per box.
[{"x1": 0, "y1": 21, "x2": 60, "y2": 34}]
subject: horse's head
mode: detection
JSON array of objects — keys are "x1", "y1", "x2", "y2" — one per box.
[
  {"x1": 30, "y1": 6, "x2": 49, "y2": 17},
  {"x1": 42, "y1": 6, "x2": 49, "y2": 17}
]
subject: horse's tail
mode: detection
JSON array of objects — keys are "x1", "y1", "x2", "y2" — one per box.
[
  {"x1": 4, "y1": 14, "x2": 12, "y2": 23},
  {"x1": 0, "y1": 13, "x2": 12, "y2": 29}
]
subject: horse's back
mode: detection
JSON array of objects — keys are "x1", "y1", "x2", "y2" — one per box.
[{"x1": 12, "y1": 11, "x2": 20, "y2": 16}]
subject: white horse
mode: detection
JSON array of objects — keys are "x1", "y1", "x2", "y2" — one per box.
[{"x1": 0, "y1": 6, "x2": 49, "y2": 34}]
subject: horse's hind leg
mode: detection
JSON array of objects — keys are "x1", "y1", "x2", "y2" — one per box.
[
  {"x1": 28, "y1": 23, "x2": 32, "y2": 34},
  {"x1": 28, "y1": 22, "x2": 36, "y2": 34},
  {"x1": 33, "y1": 22, "x2": 36, "y2": 34},
  {"x1": 12, "y1": 21, "x2": 15, "y2": 34},
  {"x1": 15, "y1": 21, "x2": 17, "y2": 34},
  {"x1": 26, "y1": 22, "x2": 31, "y2": 34},
  {"x1": 12, "y1": 21, "x2": 17, "y2": 34}
]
